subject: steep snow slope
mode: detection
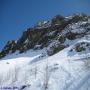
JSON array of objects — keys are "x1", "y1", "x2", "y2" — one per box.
[{"x1": 0, "y1": 39, "x2": 90, "y2": 90}]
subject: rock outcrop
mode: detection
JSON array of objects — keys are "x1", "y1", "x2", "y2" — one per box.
[{"x1": 0, "y1": 13, "x2": 90, "y2": 58}]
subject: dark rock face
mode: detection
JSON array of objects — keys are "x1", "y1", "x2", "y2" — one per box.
[
  {"x1": 66, "y1": 13, "x2": 88, "y2": 24},
  {"x1": 0, "y1": 40, "x2": 17, "y2": 58},
  {"x1": 58, "y1": 36, "x2": 66, "y2": 43},
  {"x1": 0, "y1": 13, "x2": 90, "y2": 58},
  {"x1": 47, "y1": 44, "x2": 67, "y2": 56},
  {"x1": 69, "y1": 41, "x2": 90, "y2": 55},
  {"x1": 66, "y1": 32, "x2": 78, "y2": 40},
  {"x1": 75, "y1": 42, "x2": 90, "y2": 52},
  {"x1": 51, "y1": 15, "x2": 65, "y2": 26}
]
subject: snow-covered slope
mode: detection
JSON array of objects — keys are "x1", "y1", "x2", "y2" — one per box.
[
  {"x1": 0, "y1": 14, "x2": 90, "y2": 90},
  {"x1": 0, "y1": 38, "x2": 90, "y2": 90}
]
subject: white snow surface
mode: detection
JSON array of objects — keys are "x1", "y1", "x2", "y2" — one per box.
[{"x1": 0, "y1": 39, "x2": 90, "y2": 90}]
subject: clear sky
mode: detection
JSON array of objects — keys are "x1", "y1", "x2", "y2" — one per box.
[{"x1": 0, "y1": 0, "x2": 90, "y2": 50}]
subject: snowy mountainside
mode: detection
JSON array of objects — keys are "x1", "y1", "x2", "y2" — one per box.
[
  {"x1": 0, "y1": 13, "x2": 90, "y2": 58},
  {"x1": 0, "y1": 13, "x2": 90, "y2": 90},
  {"x1": 0, "y1": 40, "x2": 90, "y2": 90}
]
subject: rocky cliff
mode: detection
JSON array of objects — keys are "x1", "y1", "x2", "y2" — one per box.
[{"x1": 0, "y1": 13, "x2": 90, "y2": 58}]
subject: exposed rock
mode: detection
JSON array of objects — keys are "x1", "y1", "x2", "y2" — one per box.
[
  {"x1": 0, "y1": 13, "x2": 90, "y2": 59},
  {"x1": 75, "y1": 42, "x2": 90, "y2": 52}
]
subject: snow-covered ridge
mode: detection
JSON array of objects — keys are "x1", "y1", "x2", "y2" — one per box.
[
  {"x1": 0, "y1": 13, "x2": 90, "y2": 90},
  {"x1": 0, "y1": 13, "x2": 89, "y2": 59}
]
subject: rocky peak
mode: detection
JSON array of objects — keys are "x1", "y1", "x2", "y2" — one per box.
[
  {"x1": 0, "y1": 13, "x2": 90, "y2": 59},
  {"x1": 34, "y1": 20, "x2": 51, "y2": 29}
]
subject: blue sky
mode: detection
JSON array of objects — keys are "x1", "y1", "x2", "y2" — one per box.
[{"x1": 0, "y1": 0, "x2": 90, "y2": 50}]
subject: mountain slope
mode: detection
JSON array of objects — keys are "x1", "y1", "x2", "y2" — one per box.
[
  {"x1": 0, "y1": 13, "x2": 90, "y2": 90},
  {"x1": 0, "y1": 40, "x2": 90, "y2": 90},
  {"x1": 0, "y1": 13, "x2": 90, "y2": 58}
]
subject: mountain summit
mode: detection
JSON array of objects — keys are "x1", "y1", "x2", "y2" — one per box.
[{"x1": 0, "y1": 13, "x2": 90, "y2": 58}]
